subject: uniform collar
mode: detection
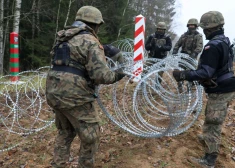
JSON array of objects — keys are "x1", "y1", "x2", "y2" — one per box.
[
  {"x1": 207, "y1": 29, "x2": 224, "y2": 40},
  {"x1": 186, "y1": 30, "x2": 198, "y2": 35}
]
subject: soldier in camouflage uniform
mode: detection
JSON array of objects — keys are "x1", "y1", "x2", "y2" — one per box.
[
  {"x1": 145, "y1": 22, "x2": 172, "y2": 85},
  {"x1": 46, "y1": 6, "x2": 126, "y2": 168},
  {"x1": 173, "y1": 11, "x2": 235, "y2": 168},
  {"x1": 173, "y1": 18, "x2": 203, "y2": 59},
  {"x1": 145, "y1": 22, "x2": 172, "y2": 59}
]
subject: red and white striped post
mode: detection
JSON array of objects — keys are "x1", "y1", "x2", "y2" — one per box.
[
  {"x1": 10, "y1": 32, "x2": 19, "y2": 82},
  {"x1": 133, "y1": 14, "x2": 145, "y2": 82}
]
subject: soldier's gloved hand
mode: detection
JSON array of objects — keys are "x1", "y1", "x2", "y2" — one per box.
[
  {"x1": 172, "y1": 50, "x2": 178, "y2": 55},
  {"x1": 154, "y1": 45, "x2": 162, "y2": 51},
  {"x1": 151, "y1": 39, "x2": 156, "y2": 46},
  {"x1": 172, "y1": 53, "x2": 178, "y2": 57},
  {"x1": 157, "y1": 45, "x2": 162, "y2": 49},
  {"x1": 190, "y1": 52, "x2": 197, "y2": 59},
  {"x1": 115, "y1": 67, "x2": 125, "y2": 74},
  {"x1": 173, "y1": 70, "x2": 190, "y2": 82},
  {"x1": 159, "y1": 45, "x2": 166, "y2": 51},
  {"x1": 116, "y1": 72, "x2": 126, "y2": 81}
]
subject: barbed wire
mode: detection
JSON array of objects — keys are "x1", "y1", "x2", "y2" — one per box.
[
  {"x1": 97, "y1": 39, "x2": 203, "y2": 138},
  {"x1": 0, "y1": 66, "x2": 53, "y2": 152},
  {"x1": 0, "y1": 39, "x2": 203, "y2": 152}
]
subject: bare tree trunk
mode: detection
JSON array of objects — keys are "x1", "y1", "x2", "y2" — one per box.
[
  {"x1": 0, "y1": 0, "x2": 4, "y2": 75},
  {"x1": 64, "y1": 0, "x2": 75, "y2": 27},
  {"x1": 3, "y1": 0, "x2": 9, "y2": 53},
  {"x1": 37, "y1": 0, "x2": 41, "y2": 37},
  {"x1": 13, "y1": 0, "x2": 22, "y2": 33},
  {"x1": 54, "y1": 0, "x2": 62, "y2": 45},
  {"x1": 117, "y1": 0, "x2": 130, "y2": 39},
  {"x1": 32, "y1": 0, "x2": 36, "y2": 56},
  {"x1": 3, "y1": 0, "x2": 10, "y2": 74}
]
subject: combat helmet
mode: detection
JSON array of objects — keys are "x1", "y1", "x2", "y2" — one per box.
[
  {"x1": 187, "y1": 18, "x2": 198, "y2": 27},
  {"x1": 199, "y1": 11, "x2": 224, "y2": 29},
  {"x1": 157, "y1": 22, "x2": 167, "y2": 29},
  {"x1": 75, "y1": 6, "x2": 104, "y2": 25}
]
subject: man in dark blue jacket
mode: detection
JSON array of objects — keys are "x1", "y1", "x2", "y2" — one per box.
[{"x1": 173, "y1": 11, "x2": 235, "y2": 168}]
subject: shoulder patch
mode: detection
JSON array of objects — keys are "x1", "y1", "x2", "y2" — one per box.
[
  {"x1": 99, "y1": 45, "x2": 104, "y2": 50},
  {"x1": 204, "y1": 46, "x2": 210, "y2": 50}
]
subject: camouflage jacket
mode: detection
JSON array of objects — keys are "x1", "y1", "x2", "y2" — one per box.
[
  {"x1": 173, "y1": 30, "x2": 203, "y2": 58},
  {"x1": 145, "y1": 33, "x2": 172, "y2": 59},
  {"x1": 46, "y1": 21, "x2": 121, "y2": 109}
]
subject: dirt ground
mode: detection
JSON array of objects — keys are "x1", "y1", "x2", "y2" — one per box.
[
  {"x1": 0, "y1": 94, "x2": 235, "y2": 168},
  {"x1": 0, "y1": 63, "x2": 235, "y2": 168}
]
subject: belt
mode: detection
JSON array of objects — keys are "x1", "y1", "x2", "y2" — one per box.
[
  {"x1": 216, "y1": 72, "x2": 234, "y2": 83},
  {"x1": 52, "y1": 65, "x2": 86, "y2": 78}
]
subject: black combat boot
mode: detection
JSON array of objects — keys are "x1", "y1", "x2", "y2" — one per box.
[
  {"x1": 206, "y1": 153, "x2": 218, "y2": 166},
  {"x1": 188, "y1": 153, "x2": 218, "y2": 168}
]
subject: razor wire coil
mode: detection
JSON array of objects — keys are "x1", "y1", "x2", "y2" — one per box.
[{"x1": 0, "y1": 39, "x2": 204, "y2": 152}]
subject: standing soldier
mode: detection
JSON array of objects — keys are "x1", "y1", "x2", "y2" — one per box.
[
  {"x1": 145, "y1": 22, "x2": 172, "y2": 59},
  {"x1": 173, "y1": 18, "x2": 203, "y2": 59},
  {"x1": 46, "y1": 6, "x2": 126, "y2": 168},
  {"x1": 173, "y1": 11, "x2": 235, "y2": 167},
  {"x1": 145, "y1": 22, "x2": 172, "y2": 86}
]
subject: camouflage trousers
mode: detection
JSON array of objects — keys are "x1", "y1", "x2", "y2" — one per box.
[
  {"x1": 51, "y1": 102, "x2": 100, "y2": 168},
  {"x1": 199, "y1": 92, "x2": 235, "y2": 154}
]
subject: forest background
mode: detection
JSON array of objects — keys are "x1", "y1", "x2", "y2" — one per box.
[{"x1": 0, "y1": 0, "x2": 178, "y2": 74}]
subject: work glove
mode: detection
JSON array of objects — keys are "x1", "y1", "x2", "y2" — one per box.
[
  {"x1": 151, "y1": 38, "x2": 156, "y2": 46},
  {"x1": 172, "y1": 70, "x2": 190, "y2": 82},
  {"x1": 172, "y1": 50, "x2": 178, "y2": 55},
  {"x1": 190, "y1": 52, "x2": 197, "y2": 59},
  {"x1": 115, "y1": 72, "x2": 126, "y2": 81},
  {"x1": 157, "y1": 45, "x2": 162, "y2": 49}
]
